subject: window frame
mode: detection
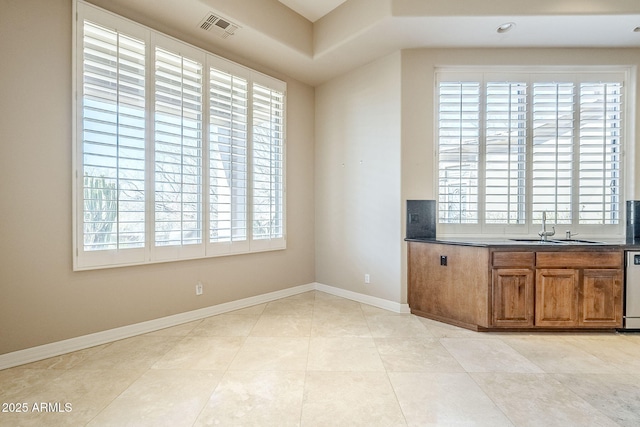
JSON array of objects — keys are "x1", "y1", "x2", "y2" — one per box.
[
  {"x1": 435, "y1": 67, "x2": 629, "y2": 238},
  {"x1": 73, "y1": 1, "x2": 286, "y2": 270}
]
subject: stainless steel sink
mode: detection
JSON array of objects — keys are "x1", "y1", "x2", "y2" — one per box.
[
  {"x1": 510, "y1": 238, "x2": 604, "y2": 245},
  {"x1": 551, "y1": 239, "x2": 605, "y2": 245},
  {"x1": 510, "y1": 238, "x2": 564, "y2": 244}
]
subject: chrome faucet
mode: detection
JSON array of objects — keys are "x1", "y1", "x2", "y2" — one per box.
[
  {"x1": 538, "y1": 212, "x2": 555, "y2": 242},
  {"x1": 565, "y1": 230, "x2": 578, "y2": 240}
]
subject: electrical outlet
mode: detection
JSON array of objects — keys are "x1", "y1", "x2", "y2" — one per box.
[
  {"x1": 364, "y1": 274, "x2": 370, "y2": 284},
  {"x1": 195, "y1": 282, "x2": 203, "y2": 295}
]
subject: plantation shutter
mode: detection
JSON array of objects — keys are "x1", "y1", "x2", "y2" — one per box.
[
  {"x1": 252, "y1": 83, "x2": 285, "y2": 245},
  {"x1": 209, "y1": 67, "x2": 248, "y2": 250},
  {"x1": 437, "y1": 82, "x2": 480, "y2": 224},
  {"x1": 80, "y1": 19, "x2": 146, "y2": 258},
  {"x1": 578, "y1": 82, "x2": 622, "y2": 224},
  {"x1": 485, "y1": 82, "x2": 527, "y2": 224},
  {"x1": 532, "y1": 82, "x2": 574, "y2": 224},
  {"x1": 436, "y1": 69, "x2": 625, "y2": 237},
  {"x1": 154, "y1": 46, "x2": 203, "y2": 252},
  {"x1": 75, "y1": 3, "x2": 287, "y2": 269}
]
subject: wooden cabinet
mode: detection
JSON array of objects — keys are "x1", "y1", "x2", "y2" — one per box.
[
  {"x1": 492, "y1": 268, "x2": 534, "y2": 327},
  {"x1": 408, "y1": 242, "x2": 490, "y2": 330},
  {"x1": 535, "y1": 268, "x2": 580, "y2": 327},
  {"x1": 408, "y1": 243, "x2": 624, "y2": 331},
  {"x1": 491, "y1": 252, "x2": 535, "y2": 327},
  {"x1": 535, "y1": 252, "x2": 623, "y2": 328},
  {"x1": 534, "y1": 268, "x2": 622, "y2": 328},
  {"x1": 581, "y1": 269, "x2": 623, "y2": 327}
]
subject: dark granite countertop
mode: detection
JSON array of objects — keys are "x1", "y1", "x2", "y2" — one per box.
[{"x1": 405, "y1": 236, "x2": 640, "y2": 250}]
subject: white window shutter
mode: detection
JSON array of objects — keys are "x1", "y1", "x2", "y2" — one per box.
[
  {"x1": 252, "y1": 84, "x2": 285, "y2": 244},
  {"x1": 485, "y1": 82, "x2": 527, "y2": 224},
  {"x1": 437, "y1": 82, "x2": 480, "y2": 224},
  {"x1": 436, "y1": 69, "x2": 625, "y2": 237},
  {"x1": 579, "y1": 82, "x2": 622, "y2": 225},
  {"x1": 81, "y1": 20, "x2": 146, "y2": 258},
  {"x1": 532, "y1": 82, "x2": 574, "y2": 224},
  {"x1": 75, "y1": 3, "x2": 286, "y2": 269},
  {"x1": 154, "y1": 47, "x2": 203, "y2": 250},
  {"x1": 209, "y1": 68, "x2": 248, "y2": 248}
]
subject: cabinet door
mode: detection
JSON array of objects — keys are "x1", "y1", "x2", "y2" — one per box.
[
  {"x1": 535, "y1": 269, "x2": 580, "y2": 327},
  {"x1": 492, "y1": 269, "x2": 534, "y2": 327},
  {"x1": 581, "y1": 269, "x2": 622, "y2": 327}
]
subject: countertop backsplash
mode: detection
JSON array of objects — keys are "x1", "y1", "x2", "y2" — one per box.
[{"x1": 406, "y1": 200, "x2": 436, "y2": 239}]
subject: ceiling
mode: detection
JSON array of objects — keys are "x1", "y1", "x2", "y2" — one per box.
[
  {"x1": 86, "y1": 0, "x2": 640, "y2": 86},
  {"x1": 277, "y1": 0, "x2": 347, "y2": 22}
]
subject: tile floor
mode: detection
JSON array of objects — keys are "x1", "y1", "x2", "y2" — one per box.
[{"x1": 1, "y1": 290, "x2": 640, "y2": 426}]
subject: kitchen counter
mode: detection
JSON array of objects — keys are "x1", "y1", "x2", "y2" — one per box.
[
  {"x1": 405, "y1": 236, "x2": 640, "y2": 250},
  {"x1": 407, "y1": 238, "x2": 633, "y2": 331}
]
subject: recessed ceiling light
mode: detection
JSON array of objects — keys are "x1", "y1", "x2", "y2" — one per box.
[
  {"x1": 634, "y1": 26, "x2": 640, "y2": 32},
  {"x1": 497, "y1": 22, "x2": 516, "y2": 34}
]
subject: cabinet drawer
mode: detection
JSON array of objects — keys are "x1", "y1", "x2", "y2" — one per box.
[
  {"x1": 536, "y1": 251, "x2": 622, "y2": 268},
  {"x1": 492, "y1": 252, "x2": 535, "y2": 267}
]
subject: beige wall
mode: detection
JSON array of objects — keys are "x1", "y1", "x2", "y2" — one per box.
[
  {"x1": 315, "y1": 52, "x2": 403, "y2": 303},
  {"x1": 0, "y1": 0, "x2": 315, "y2": 355}
]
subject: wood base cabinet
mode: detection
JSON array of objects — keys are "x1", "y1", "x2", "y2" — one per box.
[
  {"x1": 407, "y1": 242, "x2": 490, "y2": 330},
  {"x1": 581, "y1": 269, "x2": 623, "y2": 327},
  {"x1": 408, "y1": 242, "x2": 623, "y2": 331},
  {"x1": 492, "y1": 269, "x2": 534, "y2": 327},
  {"x1": 491, "y1": 251, "x2": 535, "y2": 328},
  {"x1": 535, "y1": 269, "x2": 580, "y2": 327},
  {"x1": 535, "y1": 252, "x2": 623, "y2": 328},
  {"x1": 534, "y1": 268, "x2": 622, "y2": 328}
]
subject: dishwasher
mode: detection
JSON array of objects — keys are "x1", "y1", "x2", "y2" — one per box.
[{"x1": 625, "y1": 251, "x2": 640, "y2": 330}]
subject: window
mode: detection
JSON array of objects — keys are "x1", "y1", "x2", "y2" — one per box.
[
  {"x1": 74, "y1": 2, "x2": 286, "y2": 270},
  {"x1": 252, "y1": 84, "x2": 285, "y2": 245},
  {"x1": 437, "y1": 69, "x2": 626, "y2": 236},
  {"x1": 208, "y1": 68, "x2": 248, "y2": 250}
]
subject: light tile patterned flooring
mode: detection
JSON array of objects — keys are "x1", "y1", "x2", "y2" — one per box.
[{"x1": 2, "y1": 290, "x2": 640, "y2": 426}]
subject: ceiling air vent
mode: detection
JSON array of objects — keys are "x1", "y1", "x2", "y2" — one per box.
[{"x1": 198, "y1": 12, "x2": 240, "y2": 39}]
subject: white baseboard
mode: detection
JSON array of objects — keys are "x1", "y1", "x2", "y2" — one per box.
[
  {"x1": 0, "y1": 282, "x2": 407, "y2": 370},
  {"x1": 314, "y1": 282, "x2": 410, "y2": 314},
  {"x1": 0, "y1": 283, "x2": 315, "y2": 371}
]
